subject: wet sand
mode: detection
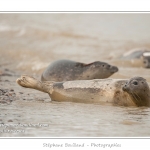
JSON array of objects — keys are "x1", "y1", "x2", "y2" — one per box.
[{"x1": 1, "y1": 13, "x2": 150, "y2": 137}]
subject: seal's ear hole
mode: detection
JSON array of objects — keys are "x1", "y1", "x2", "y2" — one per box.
[
  {"x1": 102, "y1": 65, "x2": 105, "y2": 67},
  {"x1": 132, "y1": 81, "x2": 138, "y2": 85}
]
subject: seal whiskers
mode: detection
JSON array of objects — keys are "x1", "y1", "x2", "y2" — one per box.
[{"x1": 134, "y1": 92, "x2": 142, "y2": 102}]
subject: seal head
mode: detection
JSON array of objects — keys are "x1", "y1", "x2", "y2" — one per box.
[
  {"x1": 122, "y1": 77, "x2": 150, "y2": 106},
  {"x1": 143, "y1": 52, "x2": 150, "y2": 68},
  {"x1": 91, "y1": 61, "x2": 118, "y2": 76},
  {"x1": 85, "y1": 61, "x2": 118, "y2": 78}
]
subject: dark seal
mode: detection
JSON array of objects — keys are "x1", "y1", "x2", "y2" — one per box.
[
  {"x1": 41, "y1": 59, "x2": 118, "y2": 82},
  {"x1": 121, "y1": 48, "x2": 150, "y2": 68}
]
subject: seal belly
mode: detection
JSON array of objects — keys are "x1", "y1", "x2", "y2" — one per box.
[{"x1": 49, "y1": 79, "x2": 123, "y2": 104}]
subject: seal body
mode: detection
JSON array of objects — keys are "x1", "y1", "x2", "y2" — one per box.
[
  {"x1": 49, "y1": 79, "x2": 135, "y2": 106},
  {"x1": 122, "y1": 49, "x2": 148, "y2": 59},
  {"x1": 16, "y1": 76, "x2": 150, "y2": 107},
  {"x1": 41, "y1": 59, "x2": 118, "y2": 82}
]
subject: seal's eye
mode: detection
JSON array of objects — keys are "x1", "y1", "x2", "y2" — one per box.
[{"x1": 132, "y1": 81, "x2": 138, "y2": 85}]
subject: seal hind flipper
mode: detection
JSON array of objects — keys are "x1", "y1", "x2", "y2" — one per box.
[{"x1": 16, "y1": 75, "x2": 54, "y2": 93}]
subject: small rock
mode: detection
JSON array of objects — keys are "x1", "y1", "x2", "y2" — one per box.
[
  {"x1": 19, "y1": 92, "x2": 23, "y2": 94},
  {"x1": 0, "y1": 88, "x2": 17, "y2": 103},
  {"x1": 4, "y1": 69, "x2": 9, "y2": 71},
  {"x1": 5, "y1": 80, "x2": 10, "y2": 82},
  {"x1": 2, "y1": 73, "x2": 12, "y2": 76},
  {"x1": 4, "y1": 93, "x2": 8, "y2": 96},
  {"x1": 2, "y1": 97, "x2": 9, "y2": 101},
  {"x1": 8, "y1": 119, "x2": 13, "y2": 122},
  {"x1": 0, "y1": 100, "x2": 8, "y2": 104},
  {"x1": 9, "y1": 98, "x2": 13, "y2": 101}
]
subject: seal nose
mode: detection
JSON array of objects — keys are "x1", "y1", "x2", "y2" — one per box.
[
  {"x1": 122, "y1": 83, "x2": 128, "y2": 91},
  {"x1": 115, "y1": 66, "x2": 119, "y2": 72},
  {"x1": 110, "y1": 66, "x2": 119, "y2": 73},
  {"x1": 122, "y1": 85, "x2": 126, "y2": 91}
]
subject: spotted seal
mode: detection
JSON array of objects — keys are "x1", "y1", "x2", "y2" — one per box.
[
  {"x1": 41, "y1": 59, "x2": 118, "y2": 81},
  {"x1": 16, "y1": 75, "x2": 150, "y2": 107}
]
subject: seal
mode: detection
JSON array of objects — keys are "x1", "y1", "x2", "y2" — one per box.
[
  {"x1": 142, "y1": 52, "x2": 150, "y2": 68},
  {"x1": 16, "y1": 75, "x2": 150, "y2": 107},
  {"x1": 121, "y1": 48, "x2": 150, "y2": 68},
  {"x1": 41, "y1": 59, "x2": 118, "y2": 82}
]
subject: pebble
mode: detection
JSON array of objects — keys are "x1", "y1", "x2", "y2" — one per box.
[
  {"x1": 19, "y1": 92, "x2": 23, "y2": 94},
  {"x1": 0, "y1": 88, "x2": 17, "y2": 104},
  {"x1": 0, "y1": 100, "x2": 8, "y2": 104},
  {"x1": 5, "y1": 80, "x2": 10, "y2": 82},
  {"x1": 8, "y1": 119, "x2": 13, "y2": 122},
  {"x1": 4, "y1": 93, "x2": 8, "y2": 96}
]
